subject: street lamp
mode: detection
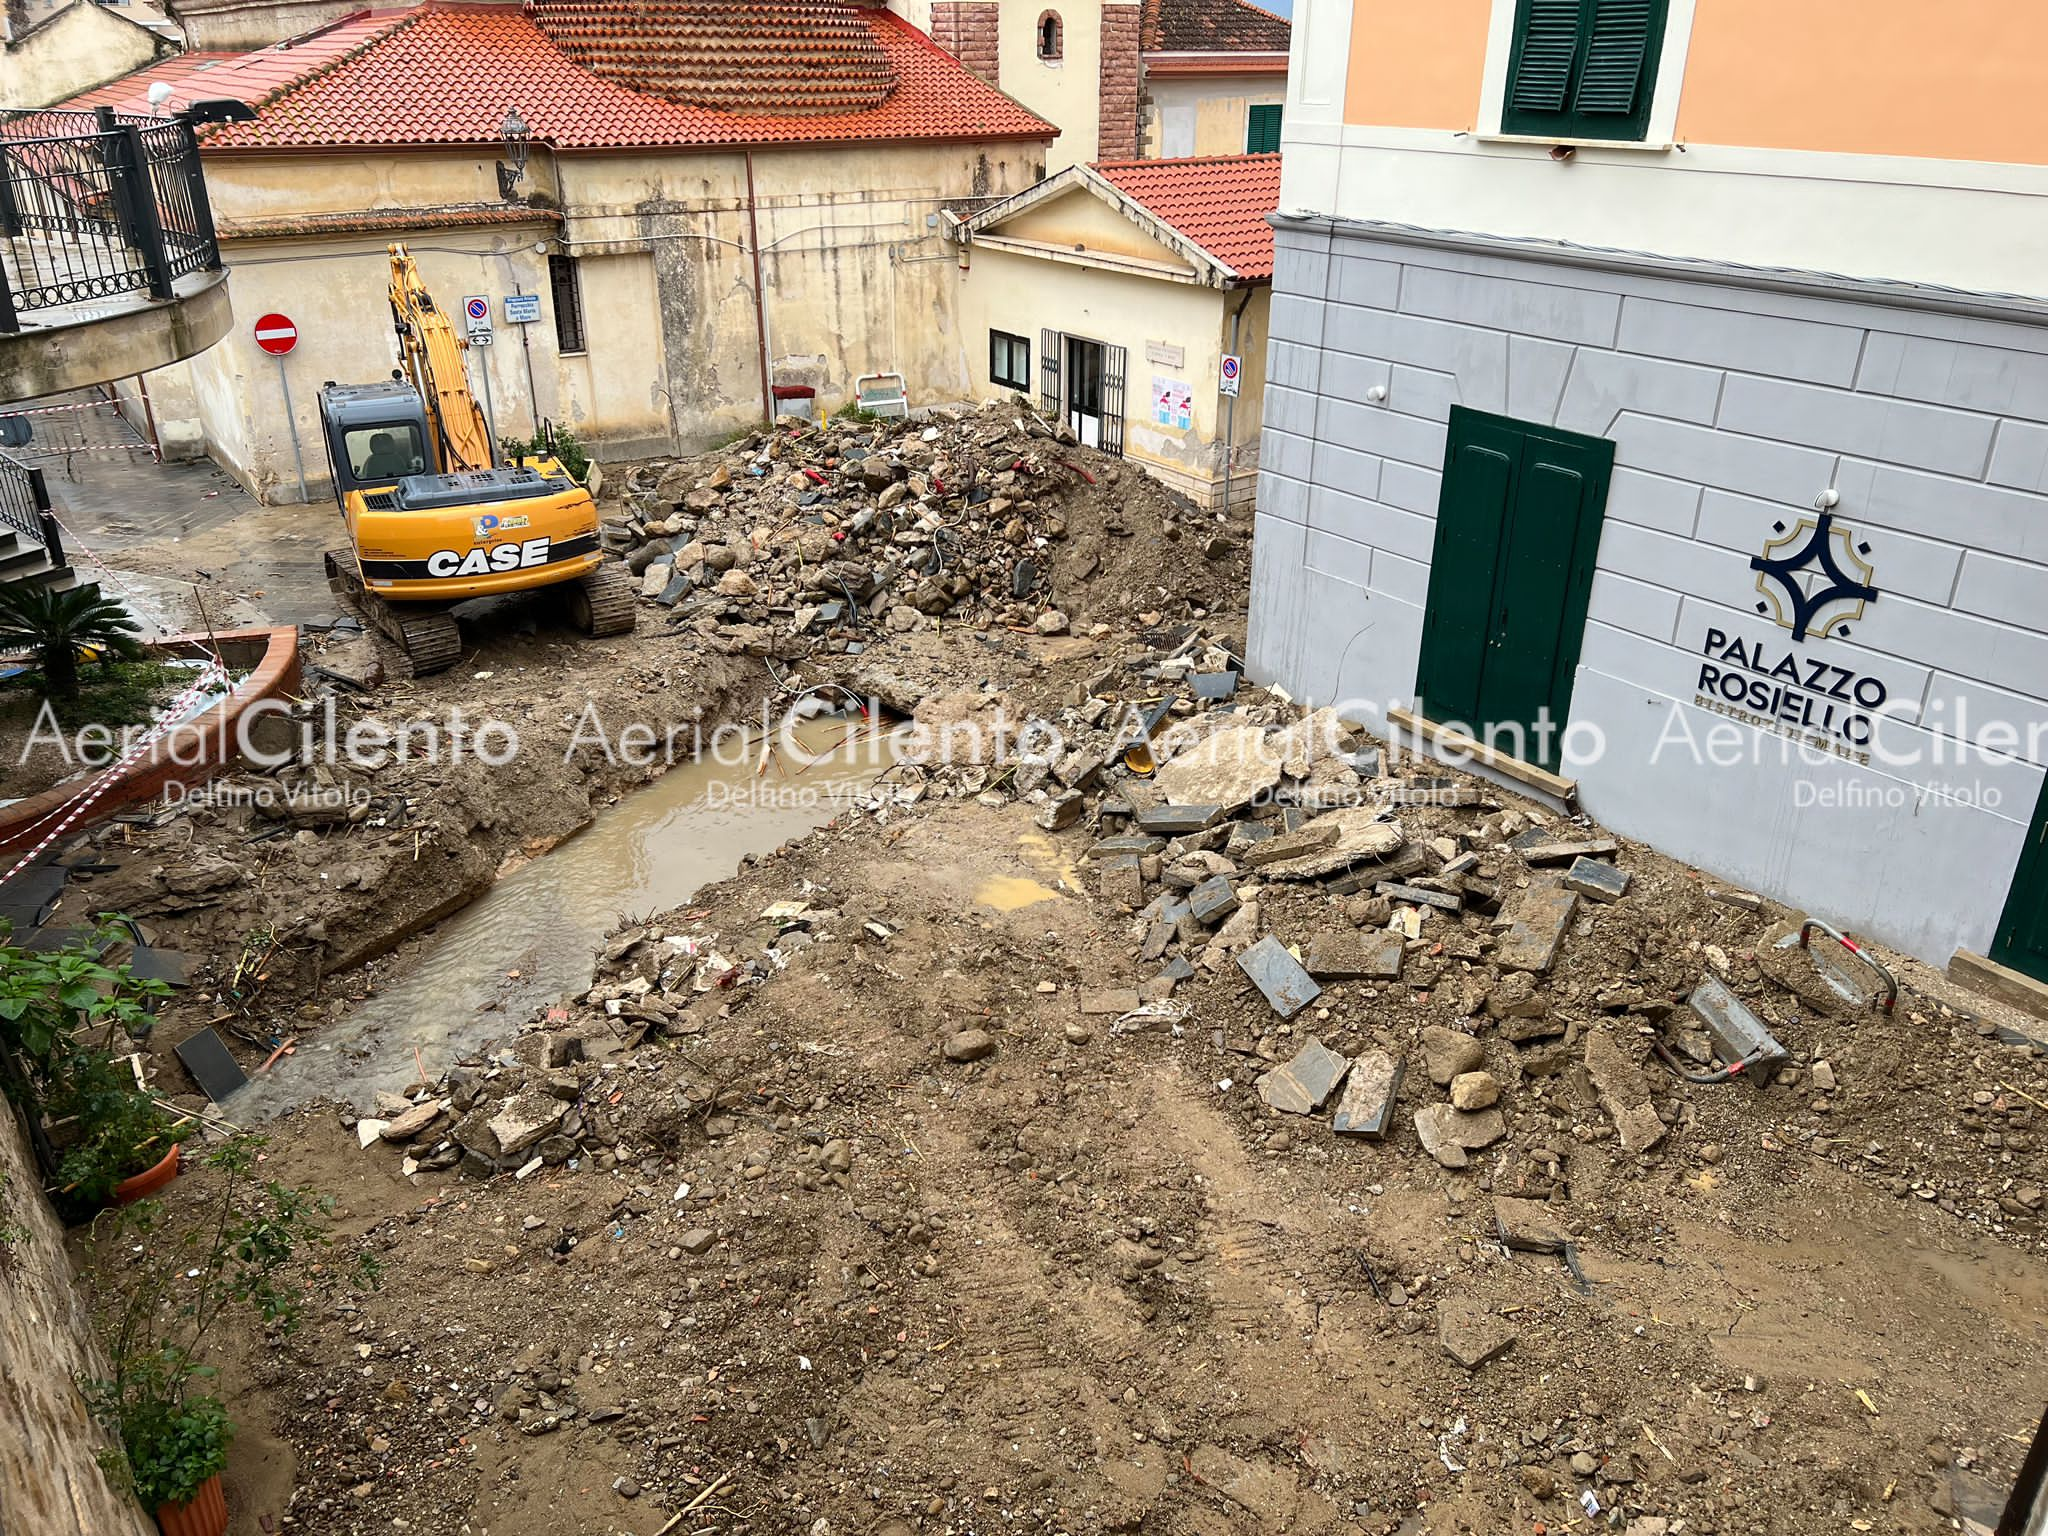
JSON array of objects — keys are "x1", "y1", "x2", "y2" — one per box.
[{"x1": 497, "y1": 107, "x2": 531, "y2": 200}]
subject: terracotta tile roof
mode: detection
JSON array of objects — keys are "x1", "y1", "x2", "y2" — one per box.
[
  {"x1": 49, "y1": 11, "x2": 408, "y2": 115},
  {"x1": 1140, "y1": 0, "x2": 1289, "y2": 54},
  {"x1": 1092, "y1": 153, "x2": 1280, "y2": 279},
  {"x1": 194, "y1": 2, "x2": 1055, "y2": 151},
  {"x1": 217, "y1": 201, "x2": 561, "y2": 239},
  {"x1": 1141, "y1": 50, "x2": 1287, "y2": 76},
  {"x1": 532, "y1": 0, "x2": 895, "y2": 115}
]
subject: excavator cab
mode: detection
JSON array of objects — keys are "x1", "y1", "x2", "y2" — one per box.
[{"x1": 319, "y1": 381, "x2": 433, "y2": 496}]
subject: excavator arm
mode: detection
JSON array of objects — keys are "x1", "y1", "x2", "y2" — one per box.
[{"x1": 387, "y1": 242, "x2": 496, "y2": 474}]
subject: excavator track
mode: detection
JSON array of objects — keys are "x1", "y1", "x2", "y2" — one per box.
[
  {"x1": 324, "y1": 549, "x2": 464, "y2": 677},
  {"x1": 567, "y1": 560, "x2": 637, "y2": 638}
]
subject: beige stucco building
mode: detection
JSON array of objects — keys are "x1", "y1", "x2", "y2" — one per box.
[
  {"x1": 958, "y1": 152, "x2": 1276, "y2": 506},
  {"x1": 53, "y1": 0, "x2": 1053, "y2": 504}
]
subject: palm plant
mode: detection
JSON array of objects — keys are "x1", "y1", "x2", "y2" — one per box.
[{"x1": 0, "y1": 582, "x2": 144, "y2": 699}]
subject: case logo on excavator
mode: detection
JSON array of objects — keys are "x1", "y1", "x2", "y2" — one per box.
[{"x1": 427, "y1": 537, "x2": 552, "y2": 577}]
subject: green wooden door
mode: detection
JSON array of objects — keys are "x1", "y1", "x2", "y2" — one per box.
[
  {"x1": 1992, "y1": 778, "x2": 2048, "y2": 982},
  {"x1": 1415, "y1": 407, "x2": 1613, "y2": 771}
]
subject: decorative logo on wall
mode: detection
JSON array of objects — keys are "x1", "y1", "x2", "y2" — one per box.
[{"x1": 1748, "y1": 512, "x2": 1880, "y2": 643}]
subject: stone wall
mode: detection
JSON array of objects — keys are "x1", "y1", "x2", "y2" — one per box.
[
  {"x1": 0, "y1": 1111, "x2": 153, "y2": 1536},
  {"x1": 1250, "y1": 216, "x2": 2048, "y2": 967},
  {"x1": 929, "y1": 0, "x2": 999, "y2": 81},
  {"x1": 1095, "y1": 0, "x2": 1140, "y2": 158}
]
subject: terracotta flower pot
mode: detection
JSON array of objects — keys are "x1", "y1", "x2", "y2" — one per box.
[
  {"x1": 156, "y1": 1471, "x2": 227, "y2": 1536},
  {"x1": 115, "y1": 1143, "x2": 181, "y2": 1205}
]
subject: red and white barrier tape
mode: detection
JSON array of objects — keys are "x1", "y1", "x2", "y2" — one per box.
[
  {"x1": 0, "y1": 659, "x2": 228, "y2": 891},
  {"x1": 39, "y1": 510, "x2": 174, "y2": 635},
  {"x1": 1, "y1": 398, "x2": 124, "y2": 419}
]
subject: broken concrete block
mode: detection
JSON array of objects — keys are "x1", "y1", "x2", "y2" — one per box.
[
  {"x1": 1583, "y1": 1028, "x2": 1667, "y2": 1152},
  {"x1": 1492, "y1": 1195, "x2": 1571, "y2": 1254},
  {"x1": 1036, "y1": 791, "x2": 1085, "y2": 831},
  {"x1": 1150, "y1": 722, "x2": 1282, "y2": 812},
  {"x1": 1089, "y1": 834, "x2": 1163, "y2": 858},
  {"x1": 1242, "y1": 821, "x2": 1338, "y2": 867},
  {"x1": 487, "y1": 1090, "x2": 568, "y2": 1160},
  {"x1": 1420, "y1": 1025, "x2": 1486, "y2": 1085},
  {"x1": 378, "y1": 1098, "x2": 447, "y2": 1143},
  {"x1": 1331, "y1": 1050, "x2": 1402, "y2": 1138},
  {"x1": 1235, "y1": 935, "x2": 1322, "y2": 1018},
  {"x1": 1377, "y1": 880, "x2": 1462, "y2": 911},
  {"x1": 1563, "y1": 856, "x2": 1630, "y2": 902},
  {"x1": 1188, "y1": 874, "x2": 1240, "y2": 925},
  {"x1": 1495, "y1": 879, "x2": 1578, "y2": 974},
  {"x1": 1096, "y1": 852, "x2": 1145, "y2": 906},
  {"x1": 1438, "y1": 1299, "x2": 1517, "y2": 1369},
  {"x1": 1484, "y1": 970, "x2": 1546, "y2": 1019},
  {"x1": 1414, "y1": 1104, "x2": 1505, "y2": 1168},
  {"x1": 1509, "y1": 828, "x2": 1620, "y2": 865},
  {"x1": 1256, "y1": 1036, "x2": 1349, "y2": 1115},
  {"x1": 1079, "y1": 988, "x2": 1141, "y2": 1016},
  {"x1": 1135, "y1": 803, "x2": 1226, "y2": 836},
  {"x1": 1254, "y1": 808, "x2": 1406, "y2": 881},
  {"x1": 1708, "y1": 887, "x2": 1766, "y2": 913},
  {"x1": 1305, "y1": 927, "x2": 1404, "y2": 981}
]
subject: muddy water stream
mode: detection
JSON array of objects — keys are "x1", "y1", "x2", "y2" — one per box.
[{"x1": 247, "y1": 715, "x2": 903, "y2": 1112}]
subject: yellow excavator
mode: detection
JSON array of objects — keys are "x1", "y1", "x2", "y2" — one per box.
[{"x1": 317, "y1": 243, "x2": 633, "y2": 673}]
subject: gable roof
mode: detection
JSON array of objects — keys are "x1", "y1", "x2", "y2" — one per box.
[
  {"x1": 1140, "y1": 0, "x2": 1289, "y2": 54},
  {"x1": 1091, "y1": 154, "x2": 1280, "y2": 278},
  {"x1": 66, "y1": 1, "x2": 1054, "y2": 152},
  {"x1": 48, "y1": 10, "x2": 400, "y2": 115},
  {"x1": 965, "y1": 153, "x2": 1280, "y2": 283}
]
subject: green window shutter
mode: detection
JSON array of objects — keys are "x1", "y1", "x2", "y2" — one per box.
[
  {"x1": 1246, "y1": 104, "x2": 1282, "y2": 153},
  {"x1": 1502, "y1": 0, "x2": 1668, "y2": 142},
  {"x1": 1507, "y1": 0, "x2": 1581, "y2": 114},
  {"x1": 1574, "y1": 0, "x2": 1654, "y2": 115}
]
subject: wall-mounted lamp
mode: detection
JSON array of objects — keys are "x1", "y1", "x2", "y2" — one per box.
[{"x1": 497, "y1": 106, "x2": 531, "y2": 201}]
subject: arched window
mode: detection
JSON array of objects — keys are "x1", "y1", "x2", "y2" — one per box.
[{"x1": 1036, "y1": 10, "x2": 1062, "y2": 61}]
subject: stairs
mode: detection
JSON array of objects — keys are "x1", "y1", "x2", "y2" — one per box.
[{"x1": 0, "y1": 525, "x2": 77, "y2": 595}]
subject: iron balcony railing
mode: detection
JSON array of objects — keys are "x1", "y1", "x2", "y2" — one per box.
[
  {"x1": 0, "y1": 447, "x2": 62, "y2": 565},
  {"x1": 0, "y1": 105, "x2": 222, "y2": 333}
]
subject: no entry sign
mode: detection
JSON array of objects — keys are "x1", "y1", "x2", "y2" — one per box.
[{"x1": 253, "y1": 313, "x2": 298, "y2": 355}]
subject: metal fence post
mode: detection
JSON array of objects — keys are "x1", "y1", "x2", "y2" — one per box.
[
  {"x1": 117, "y1": 123, "x2": 174, "y2": 300},
  {"x1": 0, "y1": 145, "x2": 19, "y2": 239},
  {"x1": 179, "y1": 122, "x2": 220, "y2": 270}
]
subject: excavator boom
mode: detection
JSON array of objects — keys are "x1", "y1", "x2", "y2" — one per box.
[{"x1": 388, "y1": 242, "x2": 496, "y2": 473}]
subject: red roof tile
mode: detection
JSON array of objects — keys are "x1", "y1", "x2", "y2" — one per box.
[
  {"x1": 51, "y1": 11, "x2": 409, "y2": 115},
  {"x1": 533, "y1": 0, "x2": 895, "y2": 114},
  {"x1": 1140, "y1": 0, "x2": 1289, "y2": 55},
  {"x1": 194, "y1": 2, "x2": 1055, "y2": 151},
  {"x1": 1092, "y1": 153, "x2": 1280, "y2": 279}
]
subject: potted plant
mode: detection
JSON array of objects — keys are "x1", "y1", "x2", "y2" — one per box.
[
  {"x1": 0, "y1": 918, "x2": 172, "y2": 1192},
  {"x1": 83, "y1": 1139, "x2": 378, "y2": 1536},
  {"x1": 51, "y1": 1051, "x2": 194, "y2": 1215}
]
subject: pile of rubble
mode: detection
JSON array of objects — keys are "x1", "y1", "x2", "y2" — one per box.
[{"x1": 604, "y1": 401, "x2": 1236, "y2": 657}]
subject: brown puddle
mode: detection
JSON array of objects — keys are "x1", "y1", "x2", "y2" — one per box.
[{"x1": 245, "y1": 714, "x2": 904, "y2": 1112}]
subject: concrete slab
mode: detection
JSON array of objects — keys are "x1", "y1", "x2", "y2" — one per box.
[
  {"x1": 1331, "y1": 1050, "x2": 1402, "y2": 1137},
  {"x1": 1256, "y1": 1036, "x2": 1349, "y2": 1115},
  {"x1": 1496, "y1": 879, "x2": 1578, "y2": 974}
]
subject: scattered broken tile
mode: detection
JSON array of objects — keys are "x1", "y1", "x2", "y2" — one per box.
[
  {"x1": 174, "y1": 1026, "x2": 248, "y2": 1102},
  {"x1": 1256, "y1": 1036, "x2": 1350, "y2": 1115},
  {"x1": 1079, "y1": 988, "x2": 1142, "y2": 1016},
  {"x1": 1135, "y1": 803, "x2": 1226, "y2": 836},
  {"x1": 1189, "y1": 670, "x2": 1240, "y2": 700},
  {"x1": 1563, "y1": 857, "x2": 1630, "y2": 902},
  {"x1": 1495, "y1": 879, "x2": 1578, "y2": 974},
  {"x1": 1158, "y1": 955, "x2": 1197, "y2": 983},
  {"x1": 1493, "y1": 1194, "x2": 1571, "y2": 1254},
  {"x1": 1096, "y1": 852, "x2": 1145, "y2": 906},
  {"x1": 1242, "y1": 822, "x2": 1339, "y2": 867},
  {"x1": 1509, "y1": 829, "x2": 1620, "y2": 865},
  {"x1": 1088, "y1": 834, "x2": 1164, "y2": 858},
  {"x1": 1413, "y1": 1104, "x2": 1505, "y2": 1168},
  {"x1": 1331, "y1": 1050, "x2": 1402, "y2": 1138},
  {"x1": 1376, "y1": 880, "x2": 1462, "y2": 911},
  {"x1": 1236, "y1": 935, "x2": 1322, "y2": 1019},
  {"x1": 1305, "y1": 927, "x2": 1403, "y2": 981},
  {"x1": 1438, "y1": 1299, "x2": 1517, "y2": 1369},
  {"x1": 1188, "y1": 874, "x2": 1241, "y2": 925}
]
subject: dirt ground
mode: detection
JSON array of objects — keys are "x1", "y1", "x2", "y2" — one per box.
[{"x1": 40, "y1": 422, "x2": 2048, "y2": 1536}]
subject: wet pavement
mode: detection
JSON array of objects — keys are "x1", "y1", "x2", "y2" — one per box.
[{"x1": 11, "y1": 387, "x2": 339, "y2": 634}]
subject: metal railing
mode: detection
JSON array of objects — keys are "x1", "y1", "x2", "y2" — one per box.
[
  {"x1": 0, "y1": 447, "x2": 61, "y2": 565},
  {"x1": 0, "y1": 106, "x2": 221, "y2": 333}
]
